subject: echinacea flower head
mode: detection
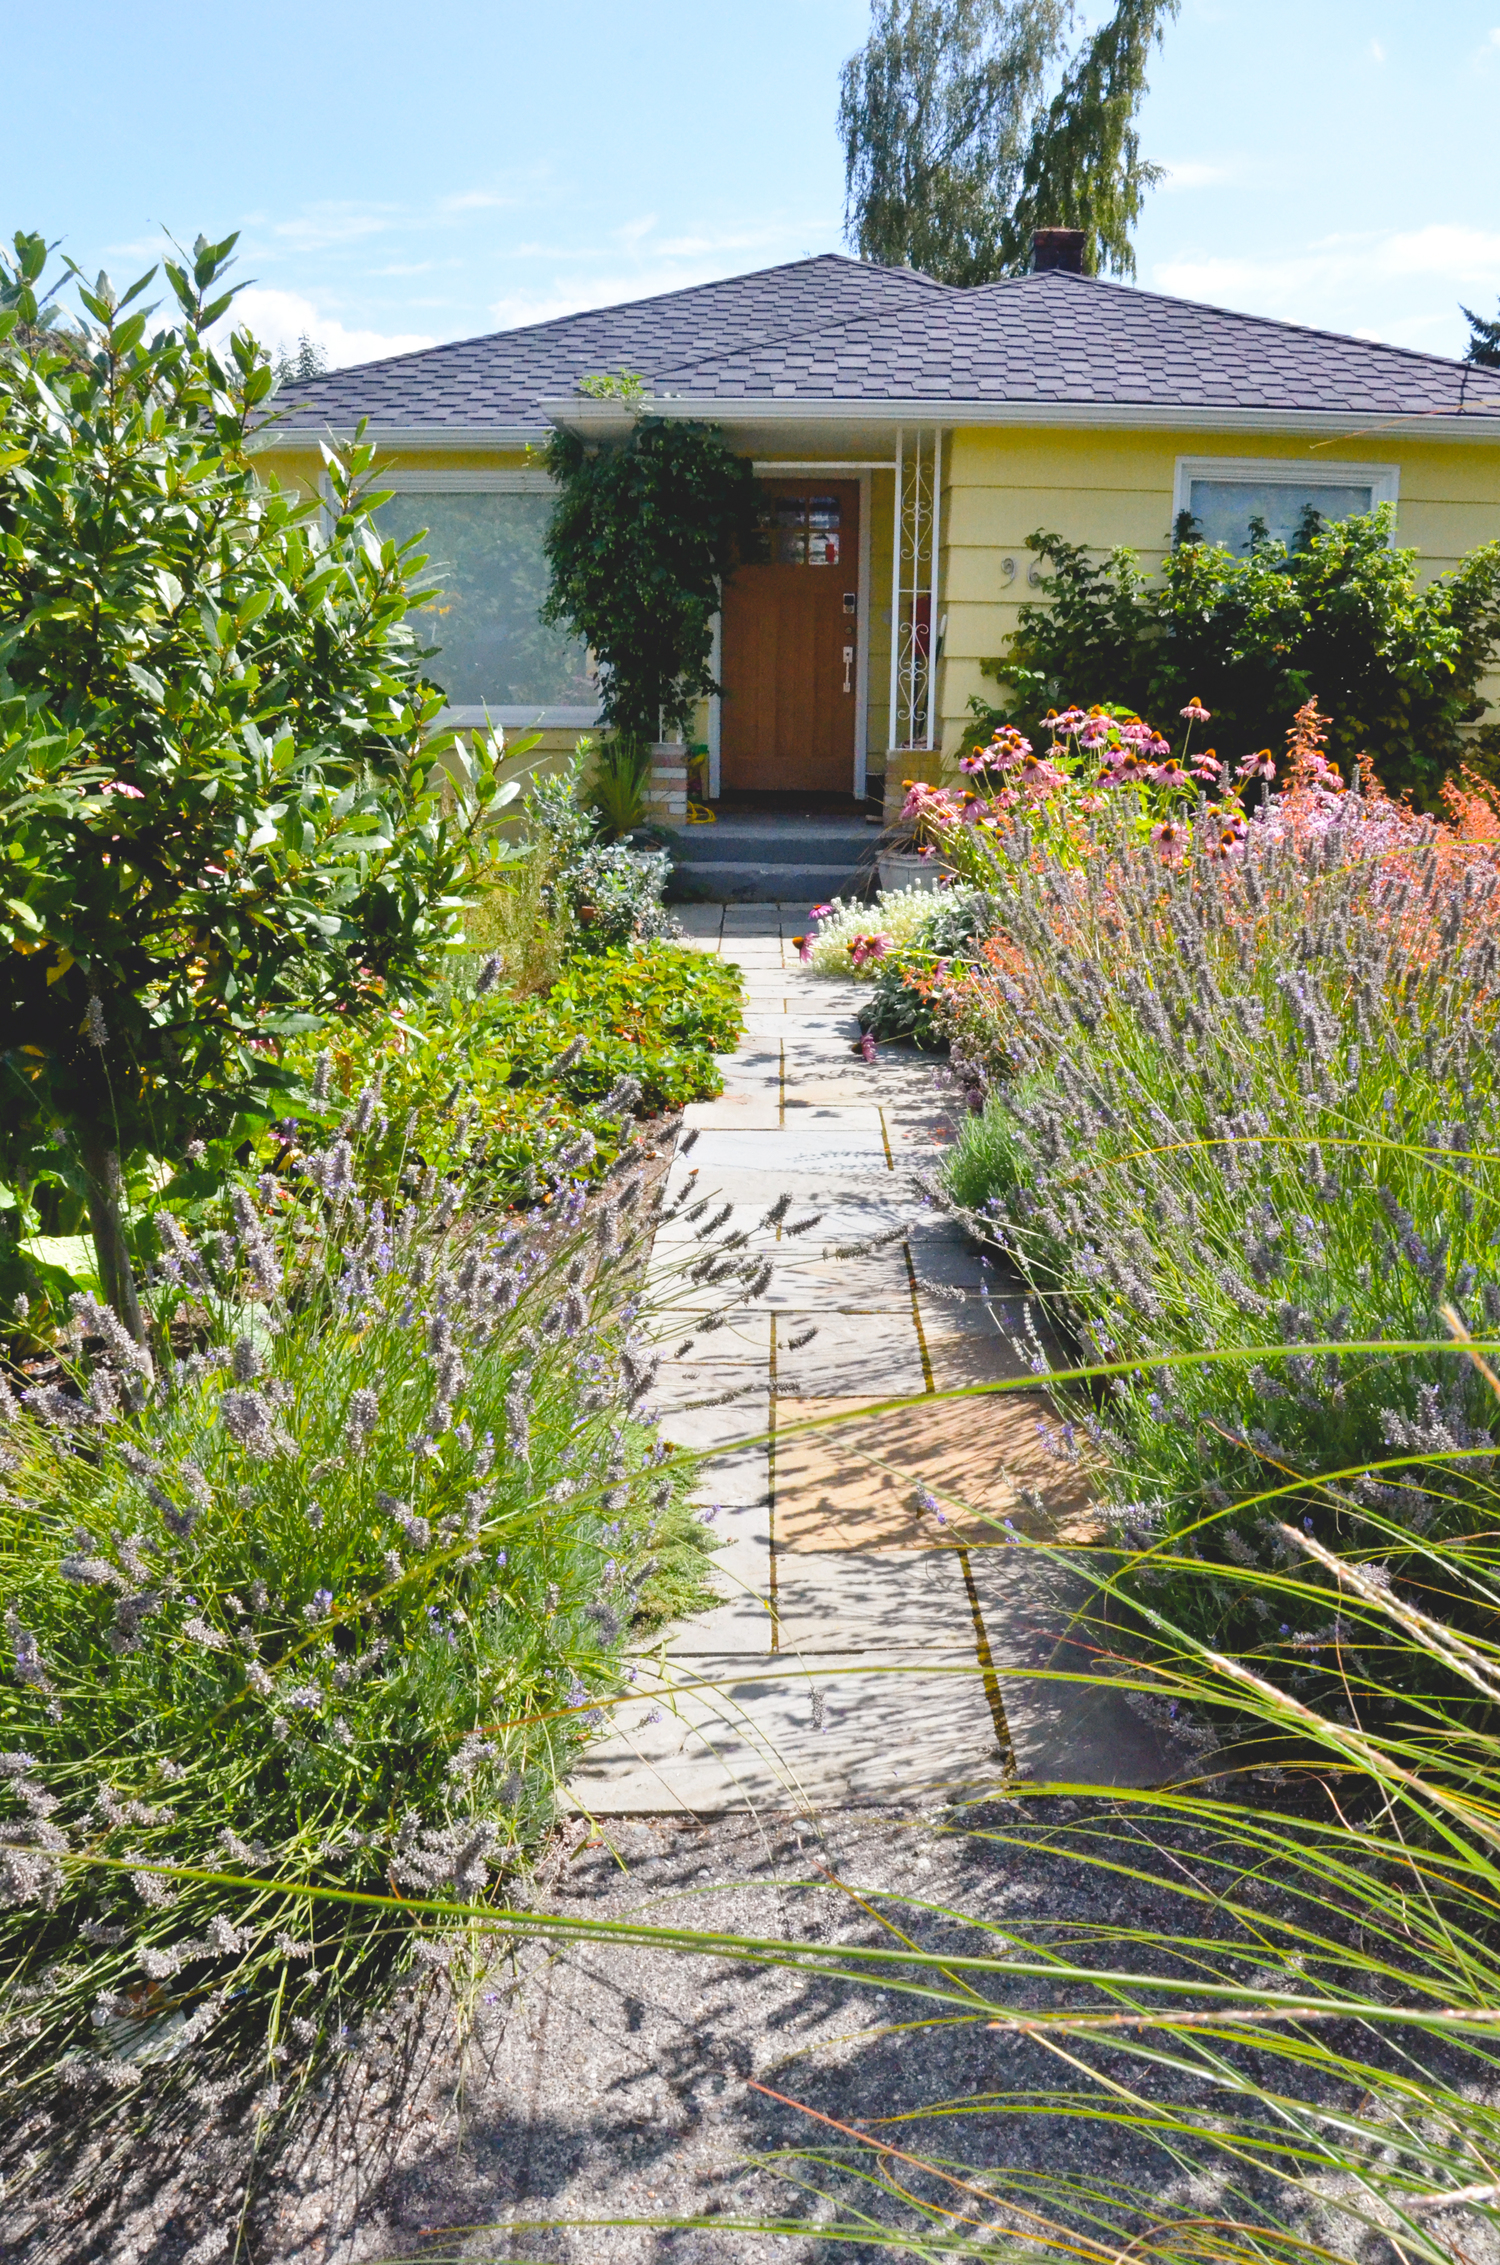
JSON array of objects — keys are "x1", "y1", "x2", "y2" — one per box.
[
  {"x1": 1150, "y1": 818, "x2": 1186, "y2": 865},
  {"x1": 1148, "y1": 757, "x2": 1187, "y2": 787},
  {"x1": 1054, "y1": 706, "x2": 1086, "y2": 734},
  {"x1": 1190, "y1": 749, "x2": 1223, "y2": 781},
  {"x1": 1180, "y1": 697, "x2": 1211, "y2": 723},
  {"x1": 1017, "y1": 755, "x2": 1066, "y2": 796},
  {"x1": 1237, "y1": 749, "x2": 1277, "y2": 782},
  {"x1": 808, "y1": 903, "x2": 833, "y2": 922},
  {"x1": 1119, "y1": 719, "x2": 1153, "y2": 747},
  {"x1": 793, "y1": 935, "x2": 811, "y2": 962},
  {"x1": 1079, "y1": 716, "x2": 1111, "y2": 750}
]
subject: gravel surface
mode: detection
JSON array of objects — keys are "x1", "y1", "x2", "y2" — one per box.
[
  {"x1": 12, "y1": 1793, "x2": 1490, "y2": 2265},
  {"x1": 244, "y1": 1798, "x2": 1291, "y2": 2265}
]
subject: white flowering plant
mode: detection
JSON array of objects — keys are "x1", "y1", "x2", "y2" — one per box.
[{"x1": 803, "y1": 884, "x2": 958, "y2": 978}]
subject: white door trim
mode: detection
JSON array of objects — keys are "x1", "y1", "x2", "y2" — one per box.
[{"x1": 855, "y1": 469, "x2": 872, "y2": 799}]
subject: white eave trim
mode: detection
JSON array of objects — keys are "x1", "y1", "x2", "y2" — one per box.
[
  {"x1": 252, "y1": 398, "x2": 1500, "y2": 453},
  {"x1": 249, "y1": 425, "x2": 543, "y2": 454},
  {"x1": 538, "y1": 396, "x2": 1500, "y2": 444}
]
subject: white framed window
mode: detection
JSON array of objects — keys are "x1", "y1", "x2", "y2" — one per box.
[
  {"x1": 1172, "y1": 456, "x2": 1399, "y2": 556},
  {"x1": 370, "y1": 469, "x2": 599, "y2": 728}
]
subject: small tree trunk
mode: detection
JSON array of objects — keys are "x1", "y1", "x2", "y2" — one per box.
[{"x1": 79, "y1": 1136, "x2": 146, "y2": 1346}]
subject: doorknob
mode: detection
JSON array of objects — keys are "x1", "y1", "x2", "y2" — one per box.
[{"x1": 842, "y1": 644, "x2": 855, "y2": 693}]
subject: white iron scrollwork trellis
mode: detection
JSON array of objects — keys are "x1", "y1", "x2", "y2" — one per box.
[{"x1": 886, "y1": 426, "x2": 942, "y2": 753}]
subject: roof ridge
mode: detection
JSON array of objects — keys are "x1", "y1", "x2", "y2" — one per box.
[
  {"x1": 983, "y1": 268, "x2": 1500, "y2": 391},
  {"x1": 280, "y1": 253, "x2": 948, "y2": 403},
  {"x1": 643, "y1": 263, "x2": 959, "y2": 388}
]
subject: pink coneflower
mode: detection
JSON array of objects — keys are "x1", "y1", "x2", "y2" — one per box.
[
  {"x1": 1150, "y1": 818, "x2": 1186, "y2": 865},
  {"x1": 1119, "y1": 719, "x2": 1153, "y2": 747},
  {"x1": 792, "y1": 935, "x2": 811, "y2": 962},
  {"x1": 1054, "y1": 706, "x2": 1087, "y2": 734},
  {"x1": 1207, "y1": 815, "x2": 1247, "y2": 860},
  {"x1": 848, "y1": 932, "x2": 891, "y2": 967},
  {"x1": 1147, "y1": 756, "x2": 1187, "y2": 788},
  {"x1": 1017, "y1": 754, "x2": 1066, "y2": 795},
  {"x1": 1112, "y1": 747, "x2": 1147, "y2": 781},
  {"x1": 1079, "y1": 715, "x2": 1111, "y2": 750},
  {"x1": 809, "y1": 903, "x2": 833, "y2": 921},
  {"x1": 984, "y1": 727, "x2": 1032, "y2": 772},
  {"x1": 1180, "y1": 696, "x2": 1211, "y2": 723},
  {"x1": 859, "y1": 1032, "x2": 877, "y2": 1064},
  {"x1": 100, "y1": 778, "x2": 146, "y2": 798},
  {"x1": 1237, "y1": 749, "x2": 1277, "y2": 782},
  {"x1": 1189, "y1": 750, "x2": 1223, "y2": 782}
]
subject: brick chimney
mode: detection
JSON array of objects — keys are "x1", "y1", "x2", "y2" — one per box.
[{"x1": 1031, "y1": 228, "x2": 1087, "y2": 274}]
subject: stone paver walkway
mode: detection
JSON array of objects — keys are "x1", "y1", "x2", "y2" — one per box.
[{"x1": 570, "y1": 904, "x2": 1176, "y2": 1816}]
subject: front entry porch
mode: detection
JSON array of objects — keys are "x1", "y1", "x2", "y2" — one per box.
[{"x1": 666, "y1": 807, "x2": 877, "y2": 905}]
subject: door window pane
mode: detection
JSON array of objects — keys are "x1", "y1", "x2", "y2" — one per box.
[
  {"x1": 1187, "y1": 478, "x2": 1373, "y2": 554},
  {"x1": 776, "y1": 529, "x2": 808, "y2": 564},
  {"x1": 807, "y1": 530, "x2": 841, "y2": 565},
  {"x1": 373, "y1": 490, "x2": 593, "y2": 708},
  {"x1": 807, "y1": 495, "x2": 841, "y2": 528}
]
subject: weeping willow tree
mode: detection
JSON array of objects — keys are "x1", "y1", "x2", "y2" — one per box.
[{"x1": 838, "y1": 0, "x2": 1179, "y2": 285}]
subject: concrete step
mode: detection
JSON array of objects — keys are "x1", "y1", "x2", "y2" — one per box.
[
  {"x1": 670, "y1": 860, "x2": 874, "y2": 906},
  {"x1": 667, "y1": 813, "x2": 879, "y2": 904},
  {"x1": 678, "y1": 821, "x2": 872, "y2": 866}
]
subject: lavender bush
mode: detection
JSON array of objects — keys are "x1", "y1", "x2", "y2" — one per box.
[
  {"x1": 938, "y1": 772, "x2": 1500, "y2": 1684},
  {"x1": 0, "y1": 1107, "x2": 727, "y2": 2181}
]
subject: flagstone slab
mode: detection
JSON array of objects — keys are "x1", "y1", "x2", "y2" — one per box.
[
  {"x1": 769, "y1": 1396, "x2": 1100, "y2": 1550},
  {"x1": 743, "y1": 1013, "x2": 861, "y2": 1039},
  {"x1": 567, "y1": 1652, "x2": 1007, "y2": 1815},
  {"x1": 676, "y1": 1121, "x2": 891, "y2": 1179}
]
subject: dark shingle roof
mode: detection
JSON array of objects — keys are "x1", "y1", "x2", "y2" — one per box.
[{"x1": 273, "y1": 253, "x2": 1500, "y2": 432}]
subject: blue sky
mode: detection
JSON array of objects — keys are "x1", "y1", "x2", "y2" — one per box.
[{"x1": 5, "y1": 0, "x2": 1500, "y2": 368}]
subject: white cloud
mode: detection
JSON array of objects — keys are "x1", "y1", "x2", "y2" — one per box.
[
  {"x1": 486, "y1": 214, "x2": 831, "y2": 330},
  {"x1": 270, "y1": 207, "x2": 394, "y2": 252},
  {"x1": 1370, "y1": 37, "x2": 1386, "y2": 61},
  {"x1": 1158, "y1": 159, "x2": 1238, "y2": 192},
  {"x1": 230, "y1": 286, "x2": 435, "y2": 369},
  {"x1": 1154, "y1": 222, "x2": 1500, "y2": 329}
]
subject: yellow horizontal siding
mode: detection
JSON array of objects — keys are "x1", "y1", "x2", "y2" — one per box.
[{"x1": 936, "y1": 423, "x2": 1500, "y2": 762}]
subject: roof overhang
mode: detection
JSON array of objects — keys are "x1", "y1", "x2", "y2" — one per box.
[
  {"x1": 248, "y1": 424, "x2": 542, "y2": 455},
  {"x1": 253, "y1": 396, "x2": 1500, "y2": 460},
  {"x1": 540, "y1": 395, "x2": 1500, "y2": 449}
]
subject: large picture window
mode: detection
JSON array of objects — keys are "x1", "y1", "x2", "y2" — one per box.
[
  {"x1": 371, "y1": 472, "x2": 598, "y2": 726},
  {"x1": 1172, "y1": 456, "x2": 1400, "y2": 556}
]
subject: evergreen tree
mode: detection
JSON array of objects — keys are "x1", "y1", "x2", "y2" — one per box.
[
  {"x1": 1461, "y1": 300, "x2": 1500, "y2": 370},
  {"x1": 839, "y1": 0, "x2": 1177, "y2": 285},
  {"x1": 274, "y1": 331, "x2": 329, "y2": 384}
]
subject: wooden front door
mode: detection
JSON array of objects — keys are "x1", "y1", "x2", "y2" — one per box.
[{"x1": 720, "y1": 480, "x2": 859, "y2": 794}]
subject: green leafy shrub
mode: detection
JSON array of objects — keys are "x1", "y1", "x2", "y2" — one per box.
[
  {"x1": 0, "y1": 1118, "x2": 718, "y2": 2129},
  {"x1": 249, "y1": 945, "x2": 743, "y2": 1216},
  {"x1": 541, "y1": 413, "x2": 762, "y2": 744},
  {"x1": 0, "y1": 230, "x2": 518, "y2": 1336},
  {"x1": 978, "y1": 510, "x2": 1500, "y2": 806}
]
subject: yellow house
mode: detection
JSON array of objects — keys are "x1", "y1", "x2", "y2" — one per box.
[{"x1": 256, "y1": 234, "x2": 1500, "y2": 869}]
